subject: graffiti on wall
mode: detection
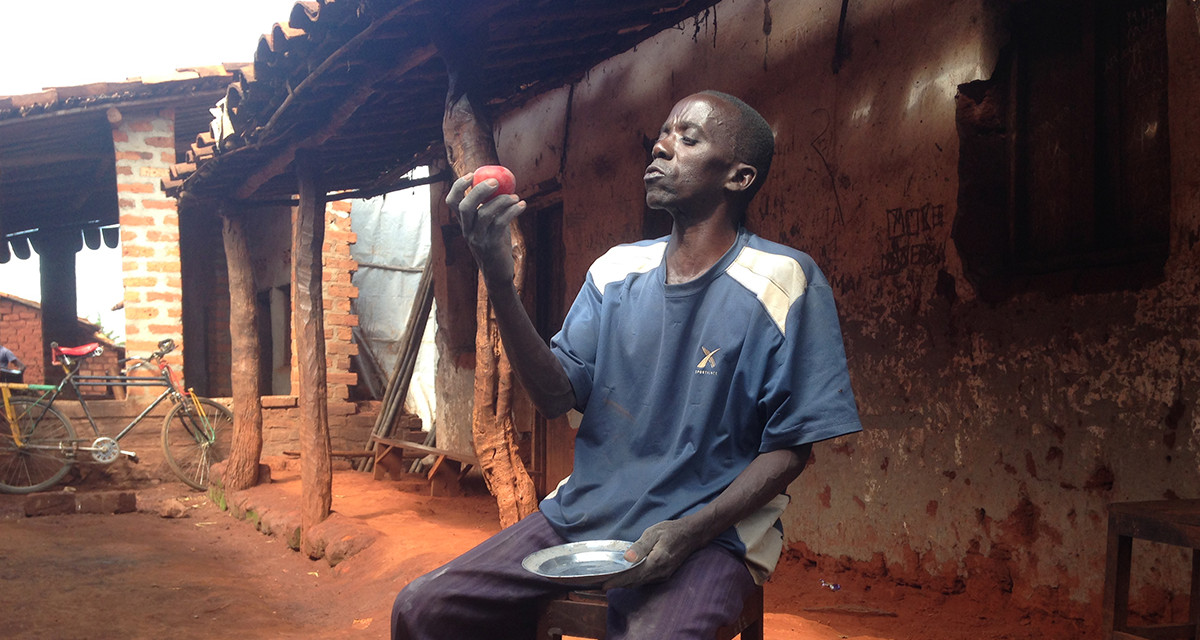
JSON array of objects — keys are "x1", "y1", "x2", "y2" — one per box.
[{"x1": 881, "y1": 202, "x2": 946, "y2": 276}]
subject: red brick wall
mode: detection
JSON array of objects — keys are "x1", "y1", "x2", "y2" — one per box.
[
  {"x1": 0, "y1": 296, "x2": 44, "y2": 383},
  {"x1": 322, "y1": 200, "x2": 360, "y2": 417},
  {"x1": 288, "y1": 200, "x2": 360, "y2": 419},
  {"x1": 113, "y1": 108, "x2": 183, "y2": 395},
  {"x1": 255, "y1": 199, "x2": 372, "y2": 454}
]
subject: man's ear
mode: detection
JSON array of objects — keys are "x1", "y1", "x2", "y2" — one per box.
[{"x1": 726, "y1": 162, "x2": 758, "y2": 194}]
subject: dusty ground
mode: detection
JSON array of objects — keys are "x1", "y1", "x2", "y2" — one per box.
[{"x1": 0, "y1": 460, "x2": 1093, "y2": 639}]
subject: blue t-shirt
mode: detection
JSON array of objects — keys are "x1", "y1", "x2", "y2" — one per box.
[{"x1": 542, "y1": 228, "x2": 862, "y2": 580}]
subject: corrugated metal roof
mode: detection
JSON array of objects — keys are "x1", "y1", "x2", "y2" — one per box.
[
  {"x1": 169, "y1": 0, "x2": 723, "y2": 203},
  {"x1": 0, "y1": 64, "x2": 248, "y2": 119}
]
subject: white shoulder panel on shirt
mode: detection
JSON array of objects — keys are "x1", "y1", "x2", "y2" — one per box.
[
  {"x1": 726, "y1": 246, "x2": 809, "y2": 336},
  {"x1": 587, "y1": 241, "x2": 667, "y2": 292}
]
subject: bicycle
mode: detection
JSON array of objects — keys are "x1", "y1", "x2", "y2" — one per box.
[{"x1": 0, "y1": 338, "x2": 233, "y2": 494}]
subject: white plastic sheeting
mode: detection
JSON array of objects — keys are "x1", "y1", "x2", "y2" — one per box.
[{"x1": 349, "y1": 168, "x2": 438, "y2": 431}]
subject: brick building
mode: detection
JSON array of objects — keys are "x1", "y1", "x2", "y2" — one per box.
[
  {"x1": 0, "y1": 67, "x2": 377, "y2": 452},
  {"x1": 0, "y1": 293, "x2": 122, "y2": 390}
]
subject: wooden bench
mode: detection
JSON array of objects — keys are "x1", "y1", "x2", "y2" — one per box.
[
  {"x1": 536, "y1": 584, "x2": 764, "y2": 639},
  {"x1": 370, "y1": 435, "x2": 479, "y2": 497},
  {"x1": 283, "y1": 450, "x2": 373, "y2": 461},
  {"x1": 1103, "y1": 500, "x2": 1200, "y2": 640}
]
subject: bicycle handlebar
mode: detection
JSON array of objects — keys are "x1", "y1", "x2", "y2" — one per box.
[{"x1": 153, "y1": 339, "x2": 176, "y2": 359}]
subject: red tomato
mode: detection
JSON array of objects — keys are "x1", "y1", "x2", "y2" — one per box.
[{"x1": 472, "y1": 165, "x2": 517, "y2": 199}]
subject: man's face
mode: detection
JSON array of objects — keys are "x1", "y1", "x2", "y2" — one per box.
[{"x1": 643, "y1": 94, "x2": 739, "y2": 214}]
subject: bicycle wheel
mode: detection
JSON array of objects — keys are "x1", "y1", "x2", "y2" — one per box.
[
  {"x1": 161, "y1": 398, "x2": 232, "y2": 491},
  {"x1": 0, "y1": 398, "x2": 77, "y2": 494}
]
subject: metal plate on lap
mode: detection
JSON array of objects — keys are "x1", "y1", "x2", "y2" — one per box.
[{"x1": 521, "y1": 540, "x2": 644, "y2": 587}]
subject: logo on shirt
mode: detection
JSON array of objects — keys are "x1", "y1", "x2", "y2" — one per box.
[{"x1": 695, "y1": 346, "x2": 720, "y2": 375}]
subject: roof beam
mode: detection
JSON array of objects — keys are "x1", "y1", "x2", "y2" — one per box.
[{"x1": 232, "y1": 43, "x2": 436, "y2": 201}]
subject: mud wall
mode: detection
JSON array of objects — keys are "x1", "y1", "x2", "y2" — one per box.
[{"x1": 479, "y1": 0, "x2": 1200, "y2": 621}]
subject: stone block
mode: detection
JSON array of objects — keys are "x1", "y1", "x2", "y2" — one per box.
[
  {"x1": 75, "y1": 491, "x2": 137, "y2": 515},
  {"x1": 24, "y1": 492, "x2": 76, "y2": 517},
  {"x1": 304, "y1": 512, "x2": 380, "y2": 565},
  {"x1": 158, "y1": 498, "x2": 189, "y2": 518}
]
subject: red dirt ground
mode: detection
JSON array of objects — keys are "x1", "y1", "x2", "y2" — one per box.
[{"x1": 0, "y1": 461, "x2": 1093, "y2": 639}]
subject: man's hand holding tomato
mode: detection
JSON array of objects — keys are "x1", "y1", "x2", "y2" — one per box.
[
  {"x1": 446, "y1": 165, "x2": 525, "y2": 288},
  {"x1": 472, "y1": 165, "x2": 517, "y2": 197}
]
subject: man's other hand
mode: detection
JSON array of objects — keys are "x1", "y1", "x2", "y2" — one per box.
[{"x1": 602, "y1": 519, "x2": 702, "y2": 589}]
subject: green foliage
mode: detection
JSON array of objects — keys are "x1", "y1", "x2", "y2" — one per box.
[{"x1": 87, "y1": 313, "x2": 124, "y2": 348}]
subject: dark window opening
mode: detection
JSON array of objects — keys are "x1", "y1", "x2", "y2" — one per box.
[{"x1": 955, "y1": 0, "x2": 1170, "y2": 299}]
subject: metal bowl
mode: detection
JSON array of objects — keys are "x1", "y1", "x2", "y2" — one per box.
[{"x1": 521, "y1": 540, "x2": 644, "y2": 587}]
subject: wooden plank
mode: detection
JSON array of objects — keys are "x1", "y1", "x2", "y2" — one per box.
[
  {"x1": 1110, "y1": 501, "x2": 1200, "y2": 548},
  {"x1": 283, "y1": 450, "x2": 372, "y2": 458},
  {"x1": 371, "y1": 435, "x2": 478, "y2": 493},
  {"x1": 372, "y1": 442, "x2": 405, "y2": 481},
  {"x1": 1114, "y1": 624, "x2": 1198, "y2": 640},
  {"x1": 1191, "y1": 549, "x2": 1200, "y2": 635},
  {"x1": 1103, "y1": 524, "x2": 1132, "y2": 634},
  {"x1": 535, "y1": 592, "x2": 610, "y2": 639},
  {"x1": 426, "y1": 455, "x2": 465, "y2": 497},
  {"x1": 534, "y1": 585, "x2": 763, "y2": 640},
  {"x1": 370, "y1": 435, "x2": 478, "y2": 466}
]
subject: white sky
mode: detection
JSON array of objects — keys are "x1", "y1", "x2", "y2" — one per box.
[{"x1": 0, "y1": 0, "x2": 299, "y2": 344}]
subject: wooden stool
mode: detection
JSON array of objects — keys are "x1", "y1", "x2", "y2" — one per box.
[
  {"x1": 535, "y1": 584, "x2": 764, "y2": 639},
  {"x1": 1103, "y1": 500, "x2": 1200, "y2": 640}
]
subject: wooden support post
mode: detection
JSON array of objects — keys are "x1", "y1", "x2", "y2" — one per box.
[
  {"x1": 220, "y1": 208, "x2": 263, "y2": 490},
  {"x1": 293, "y1": 153, "x2": 333, "y2": 555},
  {"x1": 437, "y1": 24, "x2": 538, "y2": 527},
  {"x1": 36, "y1": 232, "x2": 84, "y2": 385}
]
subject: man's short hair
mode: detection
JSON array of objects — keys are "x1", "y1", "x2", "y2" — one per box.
[{"x1": 701, "y1": 91, "x2": 774, "y2": 201}]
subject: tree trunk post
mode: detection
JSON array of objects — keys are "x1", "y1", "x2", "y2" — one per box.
[
  {"x1": 293, "y1": 152, "x2": 333, "y2": 553},
  {"x1": 220, "y1": 208, "x2": 263, "y2": 490},
  {"x1": 436, "y1": 23, "x2": 538, "y2": 527}
]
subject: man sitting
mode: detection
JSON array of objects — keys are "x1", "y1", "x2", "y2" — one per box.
[{"x1": 392, "y1": 91, "x2": 862, "y2": 639}]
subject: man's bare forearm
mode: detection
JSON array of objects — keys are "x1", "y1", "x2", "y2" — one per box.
[
  {"x1": 484, "y1": 275, "x2": 576, "y2": 418},
  {"x1": 444, "y1": 171, "x2": 577, "y2": 418},
  {"x1": 682, "y1": 444, "x2": 811, "y2": 542}
]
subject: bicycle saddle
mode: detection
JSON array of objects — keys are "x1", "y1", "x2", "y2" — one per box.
[{"x1": 51, "y1": 342, "x2": 103, "y2": 363}]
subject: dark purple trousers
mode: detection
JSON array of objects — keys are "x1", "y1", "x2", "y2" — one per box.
[{"x1": 391, "y1": 512, "x2": 756, "y2": 639}]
